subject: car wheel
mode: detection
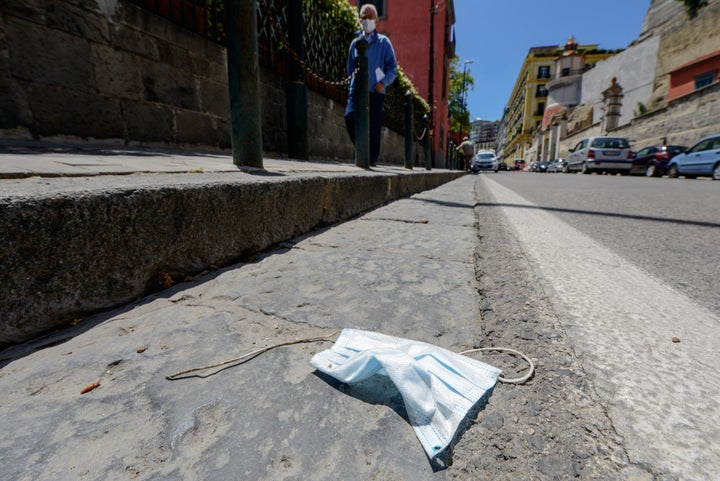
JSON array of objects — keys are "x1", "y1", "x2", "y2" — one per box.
[
  {"x1": 645, "y1": 164, "x2": 657, "y2": 177},
  {"x1": 713, "y1": 163, "x2": 720, "y2": 181},
  {"x1": 667, "y1": 164, "x2": 679, "y2": 178},
  {"x1": 581, "y1": 162, "x2": 590, "y2": 175},
  {"x1": 563, "y1": 165, "x2": 569, "y2": 174}
]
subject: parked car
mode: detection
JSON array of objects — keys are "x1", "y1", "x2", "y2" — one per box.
[
  {"x1": 629, "y1": 145, "x2": 687, "y2": 177},
  {"x1": 566, "y1": 136, "x2": 634, "y2": 174},
  {"x1": 513, "y1": 159, "x2": 526, "y2": 171},
  {"x1": 496, "y1": 162, "x2": 509, "y2": 171},
  {"x1": 470, "y1": 150, "x2": 498, "y2": 173},
  {"x1": 536, "y1": 160, "x2": 550, "y2": 173},
  {"x1": 666, "y1": 135, "x2": 720, "y2": 180},
  {"x1": 546, "y1": 158, "x2": 566, "y2": 173}
]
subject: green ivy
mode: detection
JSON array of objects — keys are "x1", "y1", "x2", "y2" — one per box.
[
  {"x1": 385, "y1": 66, "x2": 432, "y2": 137},
  {"x1": 675, "y1": 0, "x2": 709, "y2": 19}
]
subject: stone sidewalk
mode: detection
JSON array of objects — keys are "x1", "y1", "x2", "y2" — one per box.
[
  {"x1": 0, "y1": 175, "x2": 482, "y2": 481},
  {"x1": 0, "y1": 139, "x2": 366, "y2": 179},
  {"x1": 0, "y1": 140, "x2": 463, "y2": 346}
]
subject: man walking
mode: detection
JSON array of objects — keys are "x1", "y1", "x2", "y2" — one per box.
[
  {"x1": 458, "y1": 136, "x2": 474, "y2": 171},
  {"x1": 344, "y1": 4, "x2": 397, "y2": 166}
]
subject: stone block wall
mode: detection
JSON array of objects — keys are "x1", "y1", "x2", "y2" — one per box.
[
  {"x1": 1, "y1": 0, "x2": 231, "y2": 148},
  {"x1": 559, "y1": 82, "x2": 719, "y2": 156},
  {"x1": 648, "y1": 1, "x2": 720, "y2": 109},
  {"x1": 0, "y1": 0, "x2": 423, "y2": 165}
]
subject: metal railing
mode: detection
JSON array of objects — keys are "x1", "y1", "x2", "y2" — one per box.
[
  {"x1": 126, "y1": 0, "x2": 429, "y2": 139},
  {"x1": 127, "y1": 0, "x2": 354, "y2": 102}
]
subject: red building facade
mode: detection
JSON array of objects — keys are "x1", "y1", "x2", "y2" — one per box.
[
  {"x1": 348, "y1": 0, "x2": 456, "y2": 166},
  {"x1": 667, "y1": 49, "x2": 720, "y2": 102}
]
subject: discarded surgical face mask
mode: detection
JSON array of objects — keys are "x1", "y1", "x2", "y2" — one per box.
[{"x1": 310, "y1": 329, "x2": 501, "y2": 461}]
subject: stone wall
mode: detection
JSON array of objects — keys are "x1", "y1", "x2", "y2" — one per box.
[
  {"x1": 1, "y1": 0, "x2": 231, "y2": 148},
  {"x1": 640, "y1": 0, "x2": 686, "y2": 37},
  {"x1": 0, "y1": 0, "x2": 422, "y2": 165},
  {"x1": 648, "y1": 1, "x2": 720, "y2": 109},
  {"x1": 558, "y1": 81, "x2": 719, "y2": 156}
]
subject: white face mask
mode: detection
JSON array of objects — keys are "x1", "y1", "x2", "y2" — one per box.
[
  {"x1": 361, "y1": 18, "x2": 376, "y2": 34},
  {"x1": 310, "y1": 329, "x2": 501, "y2": 462}
]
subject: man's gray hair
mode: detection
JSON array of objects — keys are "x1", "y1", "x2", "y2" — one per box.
[{"x1": 360, "y1": 4, "x2": 378, "y2": 17}]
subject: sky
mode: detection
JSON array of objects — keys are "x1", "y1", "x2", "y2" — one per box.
[{"x1": 452, "y1": 0, "x2": 652, "y2": 122}]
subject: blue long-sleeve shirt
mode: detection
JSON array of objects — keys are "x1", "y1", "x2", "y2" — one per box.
[{"x1": 345, "y1": 30, "x2": 398, "y2": 113}]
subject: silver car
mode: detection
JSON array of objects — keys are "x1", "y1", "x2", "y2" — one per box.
[
  {"x1": 470, "y1": 151, "x2": 498, "y2": 173},
  {"x1": 566, "y1": 136, "x2": 633, "y2": 175}
]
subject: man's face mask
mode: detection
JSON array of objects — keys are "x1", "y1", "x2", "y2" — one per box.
[
  {"x1": 361, "y1": 18, "x2": 375, "y2": 34},
  {"x1": 310, "y1": 329, "x2": 501, "y2": 462}
]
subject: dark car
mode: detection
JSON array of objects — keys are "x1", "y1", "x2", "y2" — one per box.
[
  {"x1": 536, "y1": 160, "x2": 550, "y2": 173},
  {"x1": 629, "y1": 145, "x2": 686, "y2": 177}
]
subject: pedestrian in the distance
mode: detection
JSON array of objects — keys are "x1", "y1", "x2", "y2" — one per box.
[
  {"x1": 458, "y1": 136, "x2": 474, "y2": 171},
  {"x1": 344, "y1": 4, "x2": 397, "y2": 166}
]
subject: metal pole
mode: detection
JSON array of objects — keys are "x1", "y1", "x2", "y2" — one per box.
[
  {"x1": 404, "y1": 90, "x2": 414, "y2": 169},
  {"x1": 427, "y1": 0, "x2": 436, "y2": 168},
  {"x1": 461, "y1": 60, "x2": 473, "y2": 141},
  {"x1": 423, "y1": 114, "x2": 431, "y2": 170},
  {"x1": 286, "y1": 0, "x2": 308, "y2": 159},
  {"x1": 225, "y1": 0, "x2": 263, "y2": 167},
  {"x1": 354, "y1": 39, "x2": 370, "y2": 168}
]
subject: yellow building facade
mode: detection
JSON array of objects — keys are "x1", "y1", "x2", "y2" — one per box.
[{"x1": 499, "y1": 43, "x2": 615, "y2": 164}]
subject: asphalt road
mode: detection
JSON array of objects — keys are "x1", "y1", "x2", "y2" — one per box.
[
  {"x1": 480, "y1": 172, "x2": 720, "y2": 315},
  {"x1": 476, "y1": 172, "x2": 720, "y2": 481}
]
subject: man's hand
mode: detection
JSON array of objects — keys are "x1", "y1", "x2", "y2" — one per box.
[{"x1": 374, "y1": 82, "x2": 385, "y2": 92}]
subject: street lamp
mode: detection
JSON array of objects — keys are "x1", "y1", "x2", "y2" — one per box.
[{"x1": 461, "y1": 60, "x2": 473, "y2": 140}]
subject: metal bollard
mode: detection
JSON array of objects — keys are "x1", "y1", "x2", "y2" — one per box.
[
  {"x1": 423, "y1": 115, "x2": 431, "y2": 170},
  {"x1": 225, "y1": 0, "x2": 263, "y2": 167},
  {"x1": 354, "y1": 39, "x2": 370, "y2": 169},
  {"x1": 404, "y1": 90, "x2": 414, "y2": 170}
]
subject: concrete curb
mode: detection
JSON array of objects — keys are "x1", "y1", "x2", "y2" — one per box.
[{"x1": 1, "y1": 169, "x2": 463, "y2": 346}]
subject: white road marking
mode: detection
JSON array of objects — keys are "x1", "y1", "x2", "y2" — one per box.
[{"x1": 481, "y1": 176, "x2": 720, "y2": 481}]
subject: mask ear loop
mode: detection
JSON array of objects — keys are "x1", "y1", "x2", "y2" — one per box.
[{"x1": 459, "y1": 347, "x2": 535, "y2": 384}]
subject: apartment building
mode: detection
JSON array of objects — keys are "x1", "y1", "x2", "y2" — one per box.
[{"x1": 498, "y1": 42, "x2": 615, "y2": 163}]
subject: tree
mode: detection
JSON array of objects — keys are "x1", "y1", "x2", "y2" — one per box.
[
  {"x1": 675, "y1": 0, "x2": 709, "y2": 18},
  {"x1": 448, "y1": 56, "x2": 475, "y2": 134}
]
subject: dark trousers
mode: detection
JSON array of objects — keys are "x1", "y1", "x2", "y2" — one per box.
[{"x1": 344, "y1": 92, "x2": 385, "y2": 165}]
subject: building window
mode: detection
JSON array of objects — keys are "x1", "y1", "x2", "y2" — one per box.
[
  {"x1": 538, "y1": 66, "x2": 550, "y2": 79},
  {"x1": 536, "y1": 102, "x2": 545, "y2": 116},
  {"x1": 695, "y1": 71, "x2": 716, "y2": 90},
  {"x1": 536, "y1": 85, "x2": 548, "y2": 97},
  {"x1": 358, "y1": 0, "x2": 386, "y2": 18}
]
